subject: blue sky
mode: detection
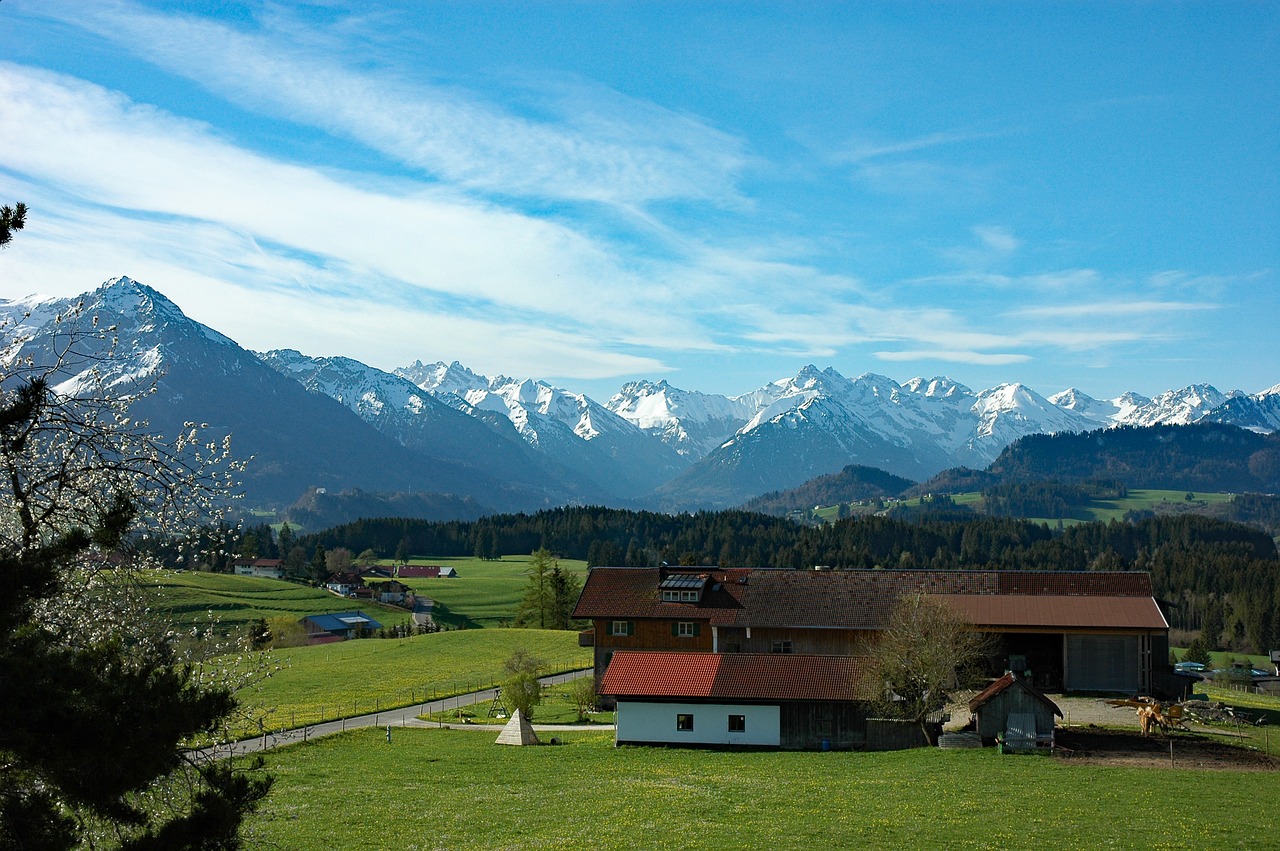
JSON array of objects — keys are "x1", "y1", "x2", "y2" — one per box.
[{"x1": 0, "y1": 1, "x2": 1275, "y2": 401}]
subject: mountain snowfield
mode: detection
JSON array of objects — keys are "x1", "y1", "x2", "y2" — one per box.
[{"x1": 3, "y1": 276, "x2": 1277, "y2": 512}]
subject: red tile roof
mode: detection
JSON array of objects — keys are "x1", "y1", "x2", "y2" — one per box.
[
  {"x1": 968, "y1": 672, "x2": 1062, "y2": 717},
  {"x1": 600, "y1": 651, "x2": 875, "y2": 702},
  {"x1": 574, "y1": 567, "x2": 1162, "y2": 631}
]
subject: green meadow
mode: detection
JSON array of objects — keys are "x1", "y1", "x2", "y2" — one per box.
[
  {"x1": 247, "y1": 727, "x2": 1280, "y2": 850},
  {"x1": 814, "y1": 489, "x2": 1237, "y2": 526},
  {"x1": 143, "y1": 569, "x2": 412, "y2": 633},
  {"x1": 142, "y1": 551, "x2": 588, "y2": 634},
  {"x1": 393, "y1": 554, "x2": 589, "y2": 628},
  {"x1": 235, "y1": 628, "x2": 590, "y2": 733}
]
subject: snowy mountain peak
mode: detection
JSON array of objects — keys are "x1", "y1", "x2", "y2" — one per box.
[
  {"x1": 606, "y1": 378, "x2": 758, "y2": 456},
  {"x1": 971, "y1": 383, "x2": 1089, "y2": 441},
  {"x1": 396, "y1": 360, "x2": 489, "y2": 399},
  {"x1": 83, "y1": 276, "x2": 237, "y2": 349},
  {"x1": 1123, "y1": 383, "x2": 1231, "y2": 427},
  {"x1": 905, "y1": 376, "x2": 974, "y2": 399}
]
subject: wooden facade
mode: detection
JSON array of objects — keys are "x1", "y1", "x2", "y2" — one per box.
[{"x1": 778, "y1": 702, "x2": 869, "y2": 750}]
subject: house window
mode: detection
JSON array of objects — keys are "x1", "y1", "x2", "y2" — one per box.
[
  {"x1": 771, "y1": 640, "x2": 793, "y2": 654},
  {"x1": 677, "y1": 621, "x2": 695, "y2": 637},
  {"x1": 680, "y1": 590, "x2": 699, "y2": 602},
  {"x1": 676, "y1": 713, "x2": 694, "y2": 731},
  {"x1": 661, "y1": 590, "x2": 680, "y2": 602},
  {"x1": 728, "y1": 714, "x2": 746, "y2": 733},
  {"x1": 611, "y1": 620, "x2": 631, "y2": 636}
]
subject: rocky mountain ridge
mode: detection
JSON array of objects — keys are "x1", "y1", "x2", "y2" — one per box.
[{"x1": 3, "y1": 276, "x2": 1275, "y2": 516}]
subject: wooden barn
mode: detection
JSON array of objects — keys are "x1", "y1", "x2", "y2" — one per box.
[
  {"x1": 574, "y1": 566, "x2": 1170, "y2": 698},
  {"x1": 968, "y1": 672, "x2": 1062, "y2": 748}
]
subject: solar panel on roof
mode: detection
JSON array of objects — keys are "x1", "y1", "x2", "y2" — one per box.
[{"x1": 659, "y1": 575, "x2": 706, "y2": 590}]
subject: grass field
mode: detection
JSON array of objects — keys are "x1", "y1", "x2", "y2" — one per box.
[
  {"x1": 141, "y1": 551, "x2": 585, "y2": 635},
  {"x1": 234, "y1": 628, "x2": 591, "y2": 734},
  {"x1": 143, "y1": 569, "x2": 413, "y2": 634},
  {"x1": 246, "y1": 726, "x2": 1280, "y2": 849},
  {"x1": 812, "y1": 489, "x2": 1238, "y2": 526},
  {"x1": 1040, "y1": 488, "x2": 1236, "y2": 524},
  {"x1": 393, "y1": 554, "x2": 589, "y2": 628}
]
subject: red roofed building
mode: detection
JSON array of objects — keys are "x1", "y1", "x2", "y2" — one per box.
[
  {"x1": 575, "y1": 566, "x2": 1170, "y2": 698},
  {"x1": 398, "y1": 565, "x2": 441, "y2": 578},
  {"x1": 601, "y1": 651, "x2": 876, "y2": 748}
]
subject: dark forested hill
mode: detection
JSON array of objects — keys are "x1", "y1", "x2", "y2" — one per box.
[
  {"x1": 740, "y1": 465, "x2": 916, "y2": 515},
  {"x1": 981, "y1": 422, "x2": 1280, "y2": 493}
]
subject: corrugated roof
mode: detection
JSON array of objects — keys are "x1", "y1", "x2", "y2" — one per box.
[
  {"x1": 933, "y1": 594, "x2": 1169, "y2": 630},
  {"x1": 600, "y1": 651, "x2": 875, "y2": 702},
  {"x1": 574, "y1": 567, "x2": 1162, "y2": 631}
]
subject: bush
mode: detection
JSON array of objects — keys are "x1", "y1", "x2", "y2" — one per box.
[{"x1": 500, "y1": 648, "x2": 543, "y2": 719}]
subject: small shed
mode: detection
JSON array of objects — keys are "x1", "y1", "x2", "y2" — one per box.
[{"x1": 968, "y1": 672, "x2": 1062, "y2": 744}]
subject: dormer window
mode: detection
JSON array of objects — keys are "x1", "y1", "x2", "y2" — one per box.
[{"x1": 659, "y1": 574, "x2": 707, "y2": 603}]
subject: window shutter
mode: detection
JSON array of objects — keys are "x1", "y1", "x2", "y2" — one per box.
[
  {"x1": 671, "y1": 622, "x2": 679, "y2": 637},
  {"x1": 627, "y1": 621, "x2": 635, "y2": 637},
  {"x1": 693, "y1": 622, "x2": 701, "y2": 637}
]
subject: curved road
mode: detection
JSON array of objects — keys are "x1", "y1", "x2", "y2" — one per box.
[{"x1": 199, "y1": 669, "x2": 604, "y2": 759}]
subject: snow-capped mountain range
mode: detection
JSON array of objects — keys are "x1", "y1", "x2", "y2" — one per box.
[{"x1": 4, "y1": 276, "x2": 1278, "y2": 513}]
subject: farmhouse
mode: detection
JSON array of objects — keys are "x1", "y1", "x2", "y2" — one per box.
[
  {"x1": 575, "y1": 566, "x2": 1169, "y2": 697},
  {"x1": 602, "y1": 650, "x2": 876, "y2": 749},
  {"x1": 232, "y1": 558, "x2": 284, "y2": 579},
  {"x1": 368, "y1": 580, "x2": 410, "y2": 605},
  {"x1": 325, "y1": 572, "x2": 365, "y2": 597}
]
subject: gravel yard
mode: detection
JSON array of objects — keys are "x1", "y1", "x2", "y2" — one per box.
[{"x1": 945, "y1": 691, "x2": 1278, "y2": 770}]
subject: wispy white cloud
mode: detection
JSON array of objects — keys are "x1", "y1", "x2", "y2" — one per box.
[
  {"x1": 0, "y1": 64, "x2": 729, "y2": 366},
  {"x1": 873, "y1": 350, "x2": 1032, "y2": 366},
  {"x1": 1008, "y1": 300, "x2": 1215, "y2": 320},
  {"x1": 972, "y1": 225, "x2": 1020, "y2": 254},
  {"x1": 835, "y1": 129, "x2": 1006, "y2": 164},
  {"x1": 32, "y1": 0, "x2": 749, "y2": 208}
]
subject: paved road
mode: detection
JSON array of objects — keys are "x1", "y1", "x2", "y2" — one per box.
[{"x1": 198, "y1": 669, "x2": 601, "y2": 759}]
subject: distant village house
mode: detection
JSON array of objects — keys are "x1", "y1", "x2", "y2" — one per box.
[{"x1": 232, "y1": 558, "x2": 284, "y2": 579}]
